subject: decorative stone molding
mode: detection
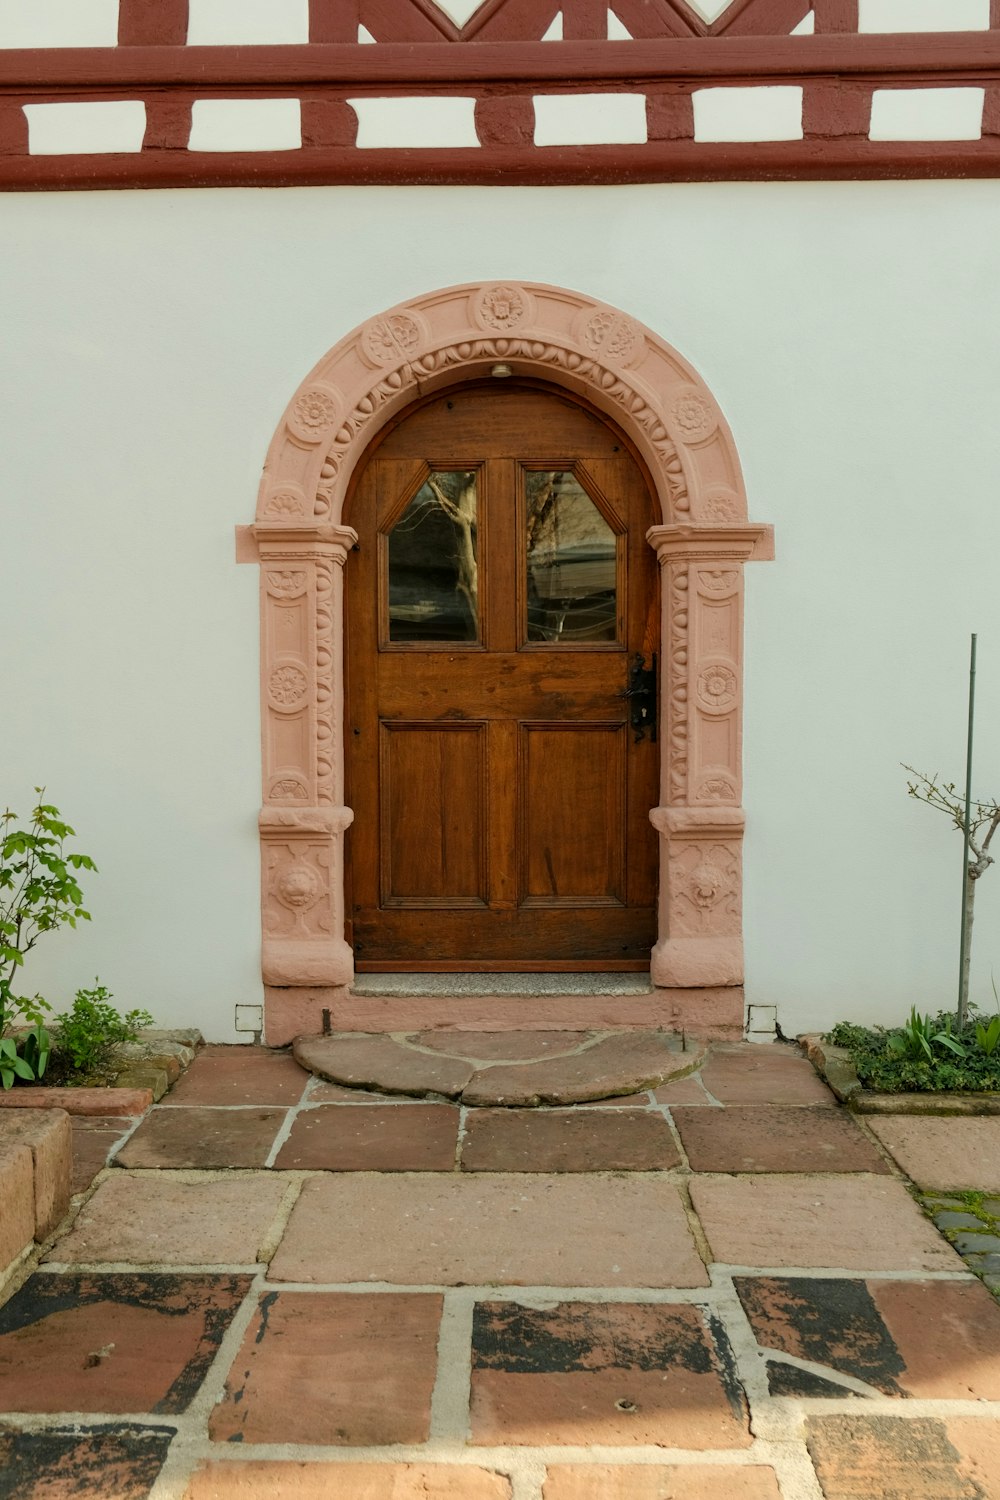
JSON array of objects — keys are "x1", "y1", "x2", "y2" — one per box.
[{"x1": 239, "y1": 283, "x2": 773, "y2": 1042}]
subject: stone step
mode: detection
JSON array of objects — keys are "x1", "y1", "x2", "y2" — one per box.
[{"x1": 293, "y1": 1029, "x2": 707, "y2": 1107}]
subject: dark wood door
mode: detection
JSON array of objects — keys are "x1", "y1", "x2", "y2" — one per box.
[{"x1": 345, "y1": 384, "x2": 659, "y2": 970}]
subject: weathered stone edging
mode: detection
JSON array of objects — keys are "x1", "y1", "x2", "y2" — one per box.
[{"x1": 799, "y1": 1033, "x2": 1000, "y2": 1115}]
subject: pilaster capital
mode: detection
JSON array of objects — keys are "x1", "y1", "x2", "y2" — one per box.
[
  {"x1": 646, "y1": 523, "x2": 774, "y2": 564},
  {"x1": 260, "y1": 805, "x2": 354, "y2": 836},
  {"x1": 650, "y1": 806, "x2": 746, "y2": 839},
  {"x1": 237, "y1": 522, "x2": 359, "y2": 565}
]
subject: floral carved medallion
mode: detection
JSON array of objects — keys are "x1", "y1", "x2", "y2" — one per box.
[
  {"x1": 697, "y1": 664, "x2": 737, "y2": 712},
  {"x1": 287, "y1": 385, "x2": 340, "y2": 444},
  {"x1": 672, "y1": 386, "x2": 718, "y2": 445},
  {"x1": 475, "y1": 283, "x2": 529, "y2": 331},
  {"x1": 360, "y1": 313, "x2": 424, "y2": 366},
  {"x1": 268, "y1": 663, "x2": 309, "y2": 708}
]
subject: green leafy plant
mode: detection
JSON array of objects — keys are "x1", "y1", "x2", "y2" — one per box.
[
  {"x1": 887, "y1": 1007, "x2": 967, "y2": 1062},
  {"x1": 0, "y1": 790, "x2": 96, "y2": 1084},
  {"x1": 825, "y1": 1012, "x2": 1000, "y2": 1094},
  {"x1": 49, "y1": 983, "x2": 153, "y2": 1084},
  {"x1": 975, "y1": 1014, "x2": 1000, "y2": 1057}
]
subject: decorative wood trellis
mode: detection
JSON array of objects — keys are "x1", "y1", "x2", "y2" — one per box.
[{"x1": 1, "y1": 0, "x2": 1000, "y2": 188}]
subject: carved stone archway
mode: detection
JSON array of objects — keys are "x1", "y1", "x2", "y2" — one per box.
[{"x1": 237, "y1": 282, "x2": 773, "y2": 1044}]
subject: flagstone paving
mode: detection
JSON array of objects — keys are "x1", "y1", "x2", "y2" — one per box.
[{"x1": 3, "y1": 1037, "x2": 1000, "y2": 1500}]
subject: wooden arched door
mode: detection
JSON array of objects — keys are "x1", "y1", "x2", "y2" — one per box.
[{"x1": 345, "y1": 383, "x2": 659, "y2": 970}]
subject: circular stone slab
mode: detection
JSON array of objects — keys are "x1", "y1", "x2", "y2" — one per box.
[
  {"x1": 463, "y1": 1033, "x2": 704, "y2": 1107},
  {"x1": 293, "y1": 1035, "x2": 474, "y2": 1099},
  {"x1": 406, "y1": 1031, "x2": 593, "y2": 1063}
]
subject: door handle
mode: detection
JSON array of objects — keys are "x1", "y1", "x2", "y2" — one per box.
[{"x1": 621, "y1": 652, "x2": 657, "y2": 743}]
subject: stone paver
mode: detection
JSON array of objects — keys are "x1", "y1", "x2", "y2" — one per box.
[
  {"x1": 49, "y1": 1172, "x2": 290, "y2": 1265},
  {"x1": 699, "y1": 1044, "x2": 835, "y2": 1106},
  {"x1": 869, "y1": 1279, "x2": 1000, "y2": 1398},
  {"x1": 70, "y1": 1115, "x2": 136, "y2": 1193},
  {"x1": 736, "y1": 1276, "x2": 1000, "y2": 1398},
  {"x1": 542, "y1": 1467, "x2": 782, "y2": 1499},
  {"x1": 0, "y1": 1424, "x2": 174, "y2": 1500},
  {"x1": 866, "y1": 1116, "x2": 1000, "y2": 1192},
  {"x1": 0, "y1": 1109, "x2": 72, "y2": 1237},
  {"x1": 294, "y1": 1034, "x2": 475, "y2": 1099},
  {"x1": 653, "y1": 1074, "x2": 714, "y2": 1105},
  {"x1": 460, "y1": 1108, "x2": 679, "y2": 1172},
  {"x1": 270, "y1": 1174, "x2": 708, "y2": 1287},
  {"x1": 469, "y1": 1300, "x2": 750, "y2": 1448},
  {"x1": 672, "y1": 1105, "x2": 889, "y2": 1174},
  {"x1": 463, "y1": 1034, "x2": 702, "y2": 1107},
  {"x1": 946, "y1": 1418, "x2": 1000, "y2": 1500},
  {"x1": 0, "y1": 1272, "x2": 251, "y2": 1413},
  {"x1": 274, "y1": 1104, "x2": 459, "y2": 1171},
  {"x1": 209, "y1": 1292, "x2": 442, "y2": 1445},
  {"x1": 115, "y1": 1106, "x2": 286, "y2": 1169},
  {"x1": 185, "y1": 1461, "x2": 512, "y2": 1498},
  {"x1": 690, "y1": 1176, "x2": 962, "y2": 1270},
  {"x1": 806, "y1": 1413, "x2": 975, "y2": 1499},
  {"x1": 163, "y1": 1046, "x2": 308, "y2": 1106},
  {"x1": 410, "y1": 1029, "x2": 592, "y2": 1061},
  {"x1": 306, "y1": 1079, "x2": 397, "y2": 1103}
]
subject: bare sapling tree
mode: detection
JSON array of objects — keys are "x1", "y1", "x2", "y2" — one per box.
[
  {"x1": 425, "y1": 472, "x2": 478, "y2": 623},
  {"x1": 903, "y1": 766, "x2": 1000, "y2": 1028}
]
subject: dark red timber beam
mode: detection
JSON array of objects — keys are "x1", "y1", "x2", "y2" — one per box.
[{"x1": 1, "y1": 32, "x2": 999, "y2": 189}]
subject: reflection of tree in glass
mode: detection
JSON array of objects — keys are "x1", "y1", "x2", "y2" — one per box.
[
  {"x1": 526, "y1": 470, "x2": 617, "y2": 642},
  {"x1": 388, "y1": 470, "x2": 478, "y2": 641}
]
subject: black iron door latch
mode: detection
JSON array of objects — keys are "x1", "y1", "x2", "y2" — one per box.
[{"x1": 622, "y1": 652, "x2": 657, "y2": 743}]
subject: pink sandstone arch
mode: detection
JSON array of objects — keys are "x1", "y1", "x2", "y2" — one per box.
[{"x1": 237, "y1": 282, "x2": 774, "y2": 1044}]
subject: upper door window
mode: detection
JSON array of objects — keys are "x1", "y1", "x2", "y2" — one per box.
[
  {"x1": 525, "y1": 469, "x2": 619, "y2": 644},
  {"x1": 386, "y1": 468, "x2": 480, "y2": 643}
]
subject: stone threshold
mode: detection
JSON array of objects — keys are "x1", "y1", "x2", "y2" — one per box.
[
  {"x1": 351, "y1": 973, "x2": 654, "y2": 997},
  {"x1": 800, "y1": 1034, "x2": 1000, "y2": 1115}
]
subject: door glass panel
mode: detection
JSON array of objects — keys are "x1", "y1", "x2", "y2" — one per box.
[
  {"x1": 526, "y1": 470, "x2": 618, "y2": 643},
  {"x1": 387, "y1": 469, "x2": 479, "y2": 643}
]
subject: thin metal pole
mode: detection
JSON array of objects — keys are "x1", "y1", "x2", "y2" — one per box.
[{"x1": 958, "y1": 633, "x2": 977, "y2": 1026}]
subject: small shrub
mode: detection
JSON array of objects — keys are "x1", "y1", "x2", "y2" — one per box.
[
  {"x1": 1, "y1": 789, "x2": 95, "y2": 1084},
  {"x1": 825, "y1": 1012, "x2": 1000, "y2": 1094},
  {"x1": 48, "y1": 983, "x2": 154, "y2": 1085}
]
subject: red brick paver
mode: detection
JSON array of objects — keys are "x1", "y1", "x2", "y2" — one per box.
[
  {"x1": 460, "y1": 1108, "x2": 679, "y2": 1172},
  {"x1": 542, "y1": 1467, "x2": 782, "y2": 1499},
  {"x1": 50, "y1": 1172, "x2": 290, "y2": 1265},
  {"x1": 866, "y1": 1116, "x2": 1000, "y2": 1192},
  {"x1": 806, "y1": 1413, "x2": 975, "y2": 1499},
  {"x1": 690, "y1": 1175, "x2": 962, "y2": 1271},
  {"x1": 270, "y1": 1173, "x2": 708, "y2": 1287},
  {"x1": 209, "y1": 1292, "x2": 442, "y2": 1446},
  {"x1": 672, "y1": 1104, "x2": 889, "y2": 1174},
  {"x1": 0, "y1": 1273, "x2": 251, "y2": 1413},
  {"x1": 0, "y1": 1425, "x2": 173, "y2": 1500},
  {"x1": 698, "y1": 1044, "x2": 835, "y2": 1106},
  {"x1": 115, "y1": 1106, "x2": 286, "y2": 1169},
  {"x1": 469, "y1": 1301, "x2": 750, "y2": 1447},
  {"x1": 274, "y1": 1103, "x2": 459, "y2": 1170},
  {"x1": 69, "y1": 1115, "x2": 136, "y2": 1193},
  {"x1": 163, "y1": 1046, "x2": 308, "y2": 1106},
  {"x1": 184, "y1": 1461, "x2": 512, "y2": 1498}
]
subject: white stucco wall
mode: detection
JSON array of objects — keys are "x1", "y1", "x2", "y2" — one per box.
[{"x1": 2, "y1": 180, "x2": 999, "y2": 1040}]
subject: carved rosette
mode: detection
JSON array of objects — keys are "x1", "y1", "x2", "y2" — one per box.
[
  {"x1": 359, "y1": 312, "x2": 425, "y2": 368},
  {"x1": 287, "y1": 384, "x2": 341, "y2": 445},
  {"x1": 265, "y1": 844, "x2": 331, "y2": 938},
  {"x1": 671, "y1": 385, "x2": 718, "y2": 446},
  {"x1": 473, "y1": 283, "x2": 533, "y2": 332},
  {"x1": 581, "y1": 308, "x2": 641, "y2": 365}
]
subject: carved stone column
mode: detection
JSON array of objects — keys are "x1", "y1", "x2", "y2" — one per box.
[
  {"x1": 253, "y1": 523, "x2": 357, "y2": 991},
  {"x1": 647, "y1": 523, "x2": 774, "y2": 989}
]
